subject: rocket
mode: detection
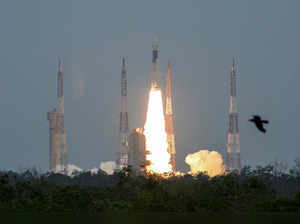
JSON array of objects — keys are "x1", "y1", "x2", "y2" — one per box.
[{"x1": 150, "y1": 38, "x2": 161, "y2": 88}]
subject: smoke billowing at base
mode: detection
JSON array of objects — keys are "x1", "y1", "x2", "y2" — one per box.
[
  {"x1": 100, "y1": 161, "x2": 116, "y2": 175},
  {"x1": 49, "y1": 161, "x2": 116, "y2": 176},
  {"x1": 185, "y1": 150, "x2": 225, "y2": 177}
]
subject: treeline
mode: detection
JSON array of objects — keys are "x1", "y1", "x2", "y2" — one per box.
[{"x1": 1, "y1": 162, "x2": 300, "y2": 213}]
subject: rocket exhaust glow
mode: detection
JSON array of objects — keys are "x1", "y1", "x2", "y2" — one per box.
[{"x1": 144, "y1": 85, "x2": 172, "y2": 174}]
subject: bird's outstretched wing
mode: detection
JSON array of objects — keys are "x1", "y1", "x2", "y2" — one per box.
[
  {"x1": 249, "y1": 115, "x2": 268, "y2": 133},
  {"x1": 256, "y1": 124, "x2": 266, "y2": 133}
]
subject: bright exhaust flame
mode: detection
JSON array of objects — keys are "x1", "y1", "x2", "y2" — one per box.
[
  {"x1": 144, "y1": 85, "x2": 172, "y2": 174},
  {"x1": 185, "y1": 150, "x2": 225, "y2": 177}
]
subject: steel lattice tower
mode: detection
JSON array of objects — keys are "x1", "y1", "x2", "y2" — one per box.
[
  {"x1": 165, "y1": 61, "x2": 177, "y2": 172},
  {"x1": 48, "y1": 59, "x2": 67, "y2": 173},
  {"x1": 117, "y1": 58, "x2": 129, "y2": 170},
  {"x1": 226, "y1": 57, "x2": 241, "y2": 172}
]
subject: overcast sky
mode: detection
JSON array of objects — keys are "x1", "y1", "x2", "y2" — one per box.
[{"x1": 1, "y1": 0, "x2": 299, "y2": 172}]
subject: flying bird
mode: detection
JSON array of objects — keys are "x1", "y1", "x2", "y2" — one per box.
[{"x1": 249, "y1": 115, "x2": 269, "y2": 133}]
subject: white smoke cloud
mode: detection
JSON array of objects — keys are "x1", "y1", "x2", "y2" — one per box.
[
  {"x1": 52, "y1": 162, "x2": 117, "y2": 176},
  {"x1": 88, "y1": 167, "x2": 99, "y2": 174},
  {"x1": 66, "y1": 164, "x2": 83, "y2": 176},
  {"x1": 185, "y1": 150, "x2": 225, "y2": 177},
  {"x1": 53, "y1": 164, "x2": 83, "y2": 176},
  {"x1": 100, "y1": 161, "x2": 116, "y2": 175}
]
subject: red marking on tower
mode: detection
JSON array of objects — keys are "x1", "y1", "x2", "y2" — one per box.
[
  {"x1": 226, "y1": 57, "x2": 241, "y2": 172},
  {"x1": 117, "y1": 58, "x2": 129, "y2": 169},
  {"x1": 165, "y1": 61, "x2": 177, "y2": 172}
]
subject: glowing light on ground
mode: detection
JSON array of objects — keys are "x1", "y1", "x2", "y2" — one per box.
[
  {"x1": 144, "y1": 85, "x2": 172, "y2": 174},
  {"x1": 185, "y1": 150, "x2": 225, "y2": 177}
]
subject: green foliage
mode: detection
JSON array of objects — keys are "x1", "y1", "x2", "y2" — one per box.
[{"x1": 1, "y1": 164, "x2": 300, "y2": 213}]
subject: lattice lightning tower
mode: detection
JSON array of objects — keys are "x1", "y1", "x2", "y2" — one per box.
[
  {"x1": 47, "y1": 59, "x2": 67, "y2": 173},
  {"x1": 165, "y1": 61, "x2": 177, "y2": 172},
  {"x1": 117, "y1": 58, "x2": 129, "y2": 169},
  {"x1": 226, "y1": 57, "x2": 241, "y2": 172}
]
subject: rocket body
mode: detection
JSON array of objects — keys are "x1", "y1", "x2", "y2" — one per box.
[{"x1": 150, "y1": 39, "x2": 161, "y2": 88}]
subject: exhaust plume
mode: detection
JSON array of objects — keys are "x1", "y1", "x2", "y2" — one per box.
[{"x1": 144, "y1": 85, "x2": 172, "y2": 173}]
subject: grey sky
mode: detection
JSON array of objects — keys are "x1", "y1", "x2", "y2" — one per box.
[{"x1": 0, "y1": 0, "x2": 299, "y2": 172}]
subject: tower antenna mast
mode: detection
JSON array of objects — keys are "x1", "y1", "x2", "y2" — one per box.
[{"x1": 226, "y1": 57, "x2": 241, "y2": 172}]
